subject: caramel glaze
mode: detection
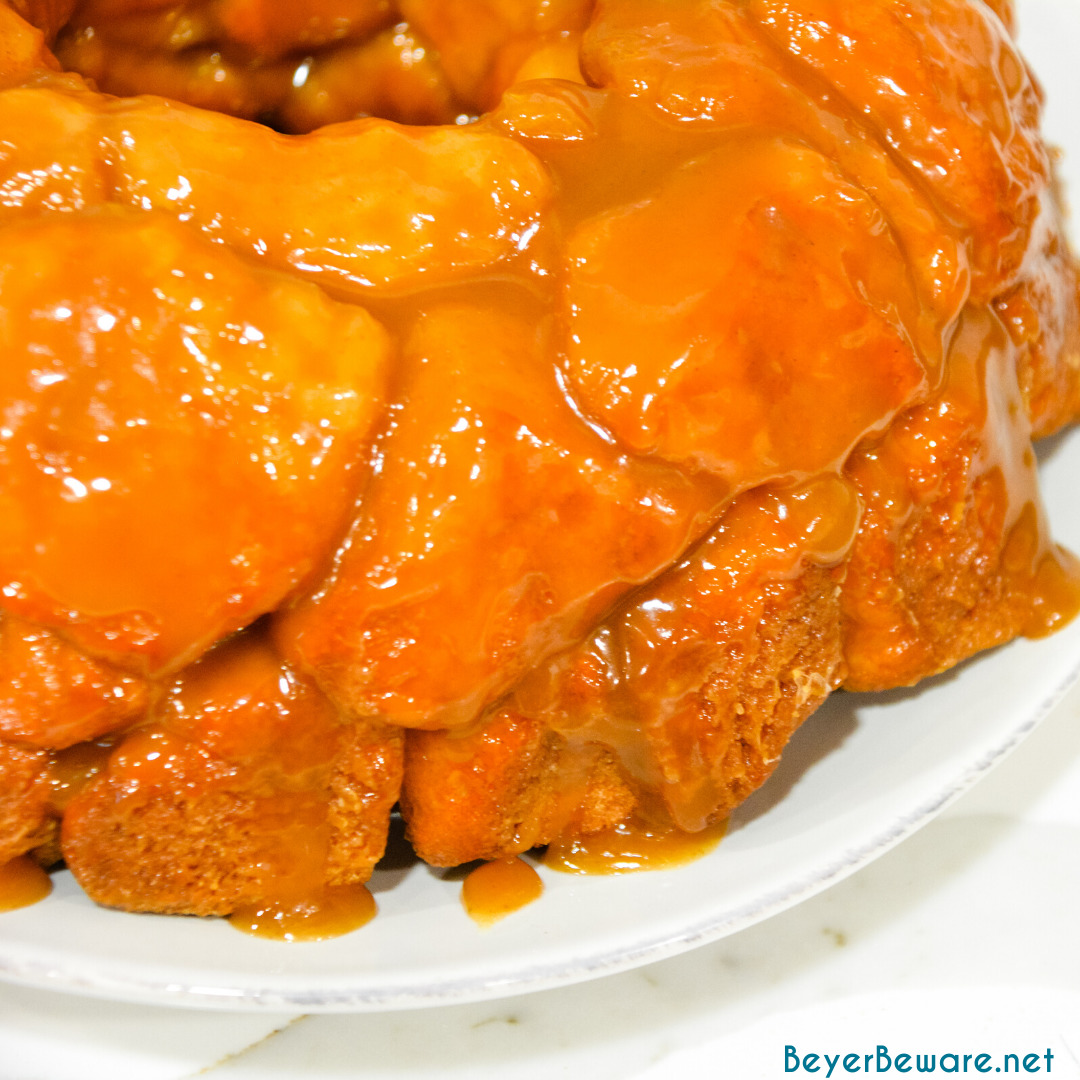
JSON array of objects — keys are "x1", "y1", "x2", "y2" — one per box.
[
  {"x1": 1, "y1": 0, "x2": 1080, "y2": 931},
  {"x1": 229, "y1": 883, "x2": 376, "y2": 942},
  {"x1": 48, "y1": 737, "x2": 115, "y2": 812},
  {"x1": 544, "y1": 815, "x2": 728, "y2": 876},
  {"x1": 0, "y1": 612, "x2": 147, "y2": 748},
  {"x1": 461, "y1": 856, "x2": 543, "y2": 926},
  {"x1": 0, "y1": 855, "x2": 52, "y2": 912}
]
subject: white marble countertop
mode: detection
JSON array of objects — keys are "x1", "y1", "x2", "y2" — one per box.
[
  {"x1": 1, "y1": 668, "x2": 1079, "y2": 1080},
  {"x1": 2, "y1": 2, "x2": 1079, "y2": 1076}
]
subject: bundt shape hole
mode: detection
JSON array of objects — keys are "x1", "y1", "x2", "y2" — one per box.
[{"x1": 41, "y1": 0, "x2": 592, "y2": 133}]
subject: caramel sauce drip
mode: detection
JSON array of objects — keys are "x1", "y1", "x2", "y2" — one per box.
[
  {"x1": 461, "y1": 857, "x2": 544, "y2": 926},
  {"x1": 1002, "y1": 504, "x2": 1080, "y2": 639},
  {"x1": 0, "y1": 855, "x2": 52, "y2": 912},
  {"x1": 1024, "y1": 545, "x2": 1080, "y2": 638},
  {"x1": 228, "y1": 883, "x2": 376, "y2": 942},
  {"x1": 544, "y1": 816, "x2": 728, "y2": 876}
]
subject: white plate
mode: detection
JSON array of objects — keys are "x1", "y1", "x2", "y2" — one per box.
[{"x1": 1, "y1": 0, "x2": 1079, "y2": 1015}]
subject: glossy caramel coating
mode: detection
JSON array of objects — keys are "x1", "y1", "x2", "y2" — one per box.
[
  {"x1": 279, "y1": 300, "x2": 721, "y2": 729},
  {"x1": 746, "y1": 0, "x2": 1046, "y2": 304},
  {"x1": 0, "y1": 208, "x2": 390, "y2": 675},
  {"x1": 0, "y1": 0, "x2": 1078, "y2": 918},
  {"x1": 0, "y1": 613, "x2": 147, "y2": 748},
  {"x1": 562, "y1": 134, "x2": 929, "y2": 479},
  {"x1": 0, "y1": 854, "x2": 53, "y2": 911},
  {"x1": 461, "y1": 856, "x2": 543, "y2": 925}
]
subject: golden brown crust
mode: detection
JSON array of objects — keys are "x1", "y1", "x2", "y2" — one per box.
[
  {"x1": 684, "y1": 566, "x2": 847, "y2": 822},
  {"x1": 60, "y1": 633, "x2": 404, "y2": 915},
  {"x1": 61, "y1": 765, "x2": 285, "y2": 916},
  {"x1": 327, "y1": 723, "x2": 405, "y2": 886},
  {"x1": 62, "y1": 726, "x2": 405, "y2": 915},
  {"x1": 842, "y1": 307, "x2": 1079, "y2": 691},
  {"x1": 401, "y1": 554, "x2": 846, "y2": 864},
  {"x1": 0, "y1": 739, "x2": 53, "y2": 865},
  {"x1": 511, "y1": 479, "x2": 855, "y2": 831},
  {"x1": 401, "y1": 712, "x2": 635, "y2": 867},
  {"x1": 997, "y1": 210, "x2": 1080, "y2": 440}
]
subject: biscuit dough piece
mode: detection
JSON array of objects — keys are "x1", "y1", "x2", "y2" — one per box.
[
  {"x1": 61, "y1": 631, "x2": 403, "y2": 915},
  {"x1": 0, "y1": 613, "x2": 148, "y2": 750},
  {"x1": 402, "y1": 712, "x2": 635, "y2": 867},
  {"x1": 0, "y1": 209, "x2": 390, "y2": 676},
  {"x1": 0, "y1": 740, "x2": 53, "y2": 866},
  {"x1": 278, "y1": 302, "x2": 721, "y2": 730},
  {"x1": 402, "y1": 479, "x2": 855, "y2": 859},
  {"x1": 531, "y1": 488, "x2": 854, "y2": 832},
  {"x1": 843, "y1": 307, "x2": 1080, "y2": 691},
  {"x1": 996, "y1": 209, "x2": 1080, "y2": 440}
]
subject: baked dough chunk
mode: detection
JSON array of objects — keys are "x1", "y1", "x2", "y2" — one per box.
[
  {"x1": 0, "y1": 613, "x2": 147, "y2": 749},
  {"x1": 61, "y1": 631, "x2": 402, "y2": 915},
  {"x1": 278, "y1": 302, "x2": 721, "y2": 729},
  {"x1": 402, "y1": 711, "x2": 634, "y2": 868},
  {"x1": 0, "y1": 209, "x2": 390, "y2": 675},
  {"x1": 405, "y1": 479, "x2": 854, "y2": 859},
  {"x1": 0, "y1": 740, "x2": 53, "y2": 866},
  {"x1": 843, "y1": 307, "x2": 1080, "y2": 690},
  {"x1": 0, "y1": 612, "x2": 144, "y2": 865}
]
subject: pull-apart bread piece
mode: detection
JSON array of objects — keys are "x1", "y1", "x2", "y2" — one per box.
[{"x1": 1, "y1": 0, "x2": 1079, "y2": 920}]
